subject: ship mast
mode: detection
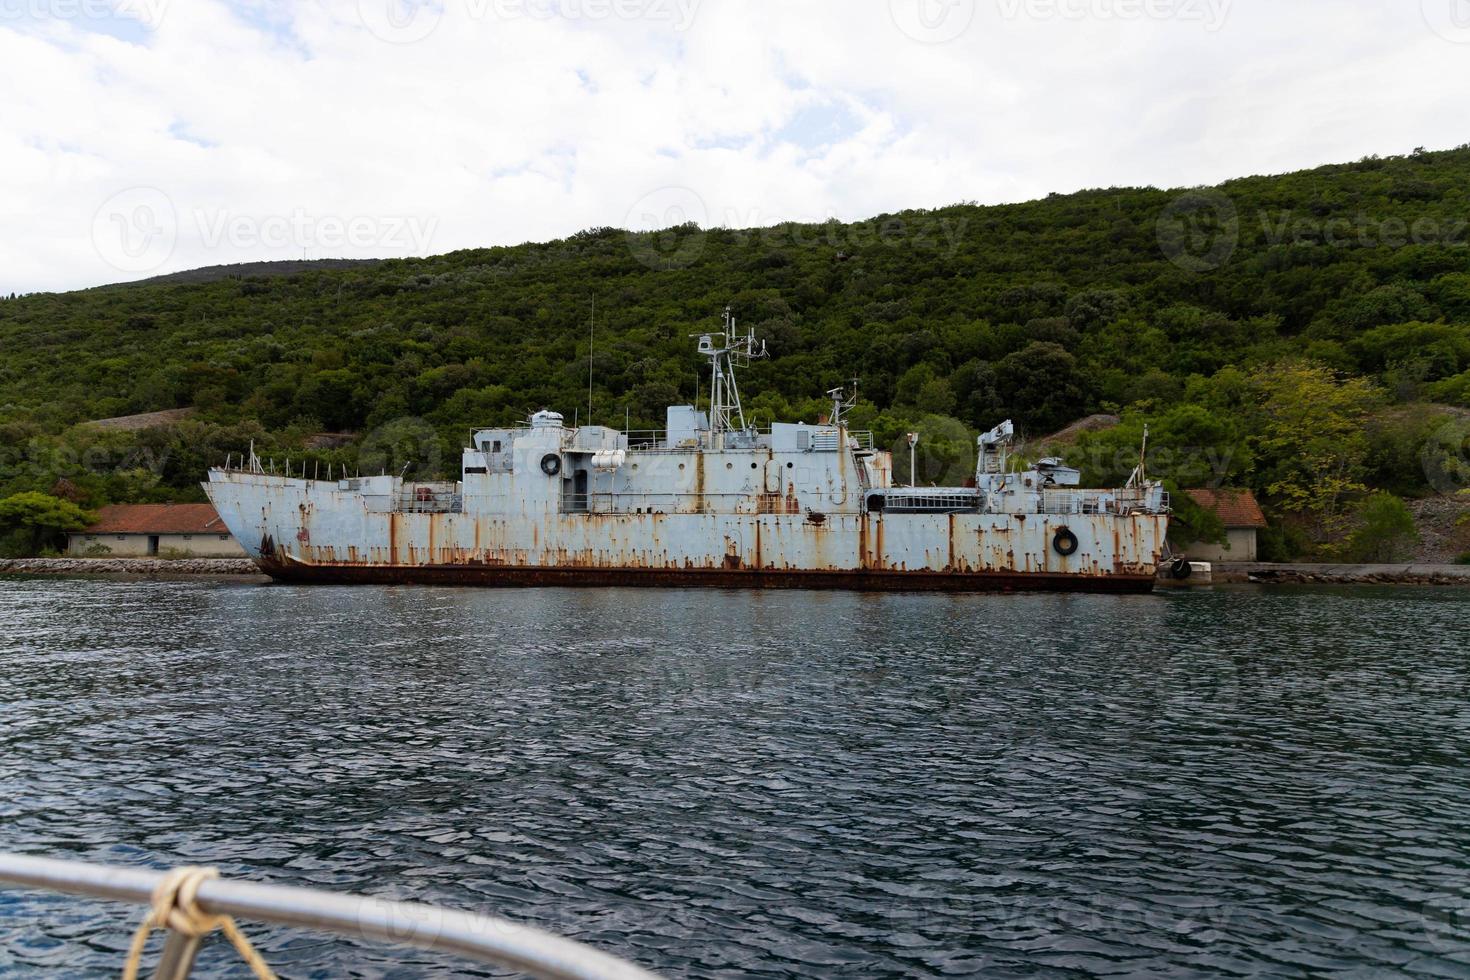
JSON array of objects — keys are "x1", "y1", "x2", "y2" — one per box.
[
  {"x1": 694, "y1": 307, "x2": 766, "y2": 447},
  {"x1": 827, "y1": 380, "x2": 858, "y2": 428}
]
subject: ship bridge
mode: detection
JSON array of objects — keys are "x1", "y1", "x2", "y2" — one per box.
[
  {"x1": 460, "y1": 405, "x2": 886, "y2": 518},
  {"x1": 454, "y1": 309, "x2": 890, "y2": 519}
]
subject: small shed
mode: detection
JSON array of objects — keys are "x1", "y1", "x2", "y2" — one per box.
[
  {"x1": 1183, "y1": 489, "x2": 1268, "y2": 562},
  {"x1": 69, "y1": 504, "x2": 245, "y2": 558}
]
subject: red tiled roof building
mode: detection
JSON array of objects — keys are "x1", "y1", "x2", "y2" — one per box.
[
  {"x1": 1182, "y1": 488, "x2": 1268, "y2": 562},
  {"x1": 69, "y1": 504, "x2": 245, "y2": 558}
]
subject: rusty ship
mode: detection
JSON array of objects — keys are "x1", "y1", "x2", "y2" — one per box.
[{"x1": 206, "y1": 312, "x2": 1171, "y2": 592}]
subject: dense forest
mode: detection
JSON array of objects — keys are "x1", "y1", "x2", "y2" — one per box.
[{"x1": 3, "y1": 145, "x2": 1470, "y2": 559}]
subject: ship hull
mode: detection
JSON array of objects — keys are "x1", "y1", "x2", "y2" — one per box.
[
  {"x1": 255, "y1": 555, "x2": 1160, "y2": 593},
  {"x1": 207, "y1": 471, "x2": 1167, "y2": 595}
]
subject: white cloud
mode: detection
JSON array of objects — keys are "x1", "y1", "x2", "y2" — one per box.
[{"x1": 1, "y1": 0, "x2": 1467, "y2": 294}]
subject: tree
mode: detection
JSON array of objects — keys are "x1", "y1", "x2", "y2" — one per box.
[
  {"x1": 996, "y1": 342, "x2": 1093, "y2": 435},
  {"x1": 0, "y1": 492, "x2": 96, "y2": 557},
  {"x1": 894, "y1": 364, "x2": 956, "y2": 415},
  {"x1": 1248, "y1": 362, "x2": 1384, "y2": 529}
]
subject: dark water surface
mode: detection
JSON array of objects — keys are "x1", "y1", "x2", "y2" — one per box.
[{"x1": 1, "y1": 579, "x2": 1468, "y2": 978}]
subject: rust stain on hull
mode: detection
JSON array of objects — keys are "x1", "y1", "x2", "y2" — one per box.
[{"x1": 257, "y1": 558, "x2": 1157, "y2": 594}]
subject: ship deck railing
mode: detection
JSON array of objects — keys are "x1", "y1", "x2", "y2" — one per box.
[
  {"x1": 559, "y1": 492, "x2": 763, "y2": 515},
  {"x1": 1035, "y1": 488, "x2": 1170, "y2": 516},
  {"x1": 395, "y1": 486, "x2": 462, "y2": 514},
  {"x1": 869, "y1": 486, "x2": 1170, "y2": 517},
  {"x1": 621, "y1": 429, "x2": 876, "y2": 453},
  {"x1": 0, "y1": 852, "x2": 658, "y2": 980}
]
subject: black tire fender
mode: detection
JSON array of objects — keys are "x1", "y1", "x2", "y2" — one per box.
[
  {"x1": 1171, "y1": 558, "x2": 1194, "y2": 580},
  {"x1": 1053, "y1": 527, "x2": 1080, "y2": 557},
  {"x1": 540, "y1": 453, "x2": 562, "y2": 477}
]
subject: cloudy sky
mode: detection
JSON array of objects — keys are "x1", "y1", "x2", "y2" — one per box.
[{"x1": 2, "y1": 0, "x2": 1468, "y2": 294}]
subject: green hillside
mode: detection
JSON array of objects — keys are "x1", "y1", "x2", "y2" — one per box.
[{"x1": 3, "y1": 145, "x2": 1470, "y2": 559}]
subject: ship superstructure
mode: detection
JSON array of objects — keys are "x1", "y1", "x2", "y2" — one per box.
[{"x1": 207, "y1": 311, "x2": 1170, "y2": 591}]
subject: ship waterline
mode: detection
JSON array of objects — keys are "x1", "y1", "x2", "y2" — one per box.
[{"x1": 206, "y1": 313, "x2": 1171, "y2": 592}]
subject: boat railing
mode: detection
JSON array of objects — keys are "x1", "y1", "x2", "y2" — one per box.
[
  {"x1": 394, "y1": 486, "x2": 462, "y2": 514},
  {"x1": 621, "y1": 429, "x2": 875, "y2": 454},
  {"x1": 559, "y1": 492, "x2": 755, "y2": 515},
  {"x1": 624, "y1": 430, "x2": 674, "y2": 452},
  {"x1": 0, "y1": 852, "x2": 659, "y2": 980},
  {"x1": 622, "y1": 429, "x2": 773, "y2": 452},
  {"x1": 1037, "y1": 488, "x2": 1169, "y2": 515},
  {"x1": 1112, "y1": 486, "x2": 1170, "y2": 513},
  {"x1": 868, "y1": 489, "x2": 982, "y2": 514}
]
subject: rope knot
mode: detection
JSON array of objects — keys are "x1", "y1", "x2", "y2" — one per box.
[
  {"x1": 122, "y1": 865, "x2": 277, "y2": 980},
  {"x1": 149, "y1": 866, "x2": 223, "y2": 937}
]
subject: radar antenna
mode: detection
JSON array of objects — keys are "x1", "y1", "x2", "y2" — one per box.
[
  {"x1": 692, "y1": 306, "x2": 767, "y2": 446},
  {"x1": 827, "y1": 379, "x2": 859, "y2": 428}
]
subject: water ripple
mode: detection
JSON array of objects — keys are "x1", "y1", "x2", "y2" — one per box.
[{"x1": 1, "y1": 581, "x2": 1469, "y2": 977}]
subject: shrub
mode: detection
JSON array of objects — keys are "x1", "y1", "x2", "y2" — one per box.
[
  {"x1": 1340, "y1": 493, "x2": 1419, "y2": 562},
  {"x1": 1258, "y1": 520, "x2": 1313, "y2": 562}
]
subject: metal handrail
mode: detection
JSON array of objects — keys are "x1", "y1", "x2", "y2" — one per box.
[{"x1": 0, "y1": 853, "x2": 659, "y2": 980}]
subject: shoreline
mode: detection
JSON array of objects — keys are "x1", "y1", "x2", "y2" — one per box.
[
  {"x1": 1, "y1": 558, "x2": 1468, "y2": 587},
  {"x1": 0, "y1": 558, "x2": 268, "y2": 581},
  {"x1": 1214, "y1": 562, "x2": 1470, "y2": 586}
]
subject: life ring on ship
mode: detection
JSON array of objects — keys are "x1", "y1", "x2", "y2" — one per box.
[
  {"x1": 1170, "y1": 558, "x2": 1194, "y2": 580},
  {"x1": 1052, "y1": 527, "x2": 1080, "y2": 557},
  {"x1": 540, "y1": 453, "x2": 562, "y2": 477}
]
